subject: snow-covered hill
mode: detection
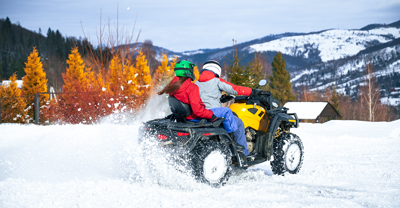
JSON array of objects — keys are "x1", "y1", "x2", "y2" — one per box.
[
  {"x1": 248, "y1": 28, "x2": 400, "y2": 62},
  {"x1": 1, "y1": 98, "x2": 399, "y2": 207}
]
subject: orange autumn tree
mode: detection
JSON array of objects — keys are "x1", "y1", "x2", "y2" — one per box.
[
  {"x1": 60, "y1": 46, "x2": 101, "y2": 124},
  {"x1": 63, "y1": 46, "x2": 90, "y2": 92},
  {"x1": 122, "y1": 59, "x2": 138, "y2": 96},
  {"x1": 107, "y1": 54, "x2": 123, "y2": 96},
  {"x1": 105, "y1": 54, "x2": 133, "y2": 112},
  {"x1": 154, "y1": 53, "x2": 177, "y2": 87},
  {"x1": 169, "y1": 56, "x2": 178, "y2": 80},
  {"x1": 193, "y1": 65, "x2": 199, "y2": 82},
  {"x1": 22, "y1": 47, "x2": 49, "y2": 123},
  {"x1": 120, "y1": 59, "x2": 140, "y2": 109},
  {"x1": 154, "y1": 53, "x2": 170, "y2": 83},
  {"x1": 0, "y1": 73, "x2": 27, "y2": 123},
  {"x1": 134, "y1": 51, "x2": 152, "y2": 97}
]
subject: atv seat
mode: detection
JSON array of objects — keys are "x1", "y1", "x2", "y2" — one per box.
[{"x1": 168, "y1": 96, "x2": 193, "y2": 123}]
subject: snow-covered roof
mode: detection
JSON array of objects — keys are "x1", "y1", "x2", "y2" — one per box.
[
  {"x1": 1, "y1": 80, "x2": 23, "y2": 88},
  {"x1": 284, "y1": 102, "x2": 340, "y2": 120}
]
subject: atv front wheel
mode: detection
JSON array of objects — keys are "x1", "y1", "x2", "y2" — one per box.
[
  {"x1": 270, "y1": 133, "x2": 304, "y2": 175},
  {"x1": 190, "y1": 139, "x2": 232, "y2": 187}
]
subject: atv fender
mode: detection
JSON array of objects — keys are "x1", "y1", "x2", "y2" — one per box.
[{"x1": 258, "y1": 113, "x2": 293, "y2": 160}]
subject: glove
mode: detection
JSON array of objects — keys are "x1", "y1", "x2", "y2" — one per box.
[
  {"x1": 220, "y1": 94, "x2": 234, "y2": 103},
  {"x1": 251, "y1": 89, "x2": 262, "y2": 97},
  {"x1": 208, "y1": 114, "x2": 218, "y2": 122}
]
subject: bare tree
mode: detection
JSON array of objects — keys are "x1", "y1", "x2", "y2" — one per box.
[
  {"x1": 80, "y1": 4, "x2": 141, "y2": 77},
  {"x1": 360, "y1": 62, "x2": 380, "y2": 121}
]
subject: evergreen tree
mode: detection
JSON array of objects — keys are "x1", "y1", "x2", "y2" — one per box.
[
  {"x1": 330, "y1": 84, "x2": 341, "y2": 116},
  {"x1": 246, "y1": 53, "x2": 266, "y2": 88},
  {"x1": 227, "y1": 40, "x2": 247, "y2": 86},
  {"x1": 268, "y1": 52, "x2": 295, "y2": 105},
  {"x1": 0, "y1": 73, "x2": 27, "y2": 123},
  {"x1": 22, "y1": 47, "x2": 49, "y2": 122}
]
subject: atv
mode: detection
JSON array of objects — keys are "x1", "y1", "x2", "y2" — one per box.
[{"x1": 139, "y1": 79, "x2": 304, "y2": 187}]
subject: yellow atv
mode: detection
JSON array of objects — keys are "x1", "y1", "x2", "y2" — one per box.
[{"x1": 140, "y1": 79, "x2": 304, "y2": 187}]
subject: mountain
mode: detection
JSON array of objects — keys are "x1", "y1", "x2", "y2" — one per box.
[
  {"x1": 3, "y1": 17, "x2": 399, "y2": 105},
  {"x1": 168, "y1": 20, "x2": 400, "y2": 106}
]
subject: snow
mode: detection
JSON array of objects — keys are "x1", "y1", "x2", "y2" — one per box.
[
  {"x1": 290, "y1": 69, "x2": 319, "y2": 82},
  {"x1": 182, "y1": 50, "x2": 204, "y2": 56},
  {"x1": 1, "y1": 80, "x2": 23, "y2": 88},
  {"x1": 249, "y1": 28, "x2": 400, "y2": 62},
  {"x1": 1, "y1": 95, "x2": 400, "y2": 207},
  {"x1": 381, "y1": 97, "x2": 400, "y2": 106},
  {"x1": 284, "y1": 102, "x2": 329, "y2": 119}
]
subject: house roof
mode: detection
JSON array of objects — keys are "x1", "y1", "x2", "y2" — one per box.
[{"x1": 283, "y1": 102, "x2": 341, "y2": 120}]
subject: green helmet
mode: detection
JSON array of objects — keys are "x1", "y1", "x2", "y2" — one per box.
[{"x1": 174, "y1": 60, "x2": 196, "y2": 81}]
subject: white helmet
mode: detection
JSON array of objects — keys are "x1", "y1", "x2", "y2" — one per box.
[{"x1": 202, "y1": 60, "x2": 222, "y2": 77}]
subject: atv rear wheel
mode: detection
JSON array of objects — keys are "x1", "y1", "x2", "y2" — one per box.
[
  {"x1": 270, "y1": 133, "x2": 304, "y2": 175},
  {"x1": 190, "y1": 139, "x2": 232, "y2": 187}
]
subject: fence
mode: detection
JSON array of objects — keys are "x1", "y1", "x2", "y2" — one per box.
[{"x1": 0, "y1": 92, "x2": 146, "y2": 125}]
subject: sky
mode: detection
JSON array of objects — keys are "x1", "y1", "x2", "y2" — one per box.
[{"x1": 1, "y1": 0, "x2": 399, "y2": 52}]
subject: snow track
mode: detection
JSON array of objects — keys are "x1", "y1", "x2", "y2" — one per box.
[{"x1": 1, "y1": 98, "x2": 400, "y2": 207}]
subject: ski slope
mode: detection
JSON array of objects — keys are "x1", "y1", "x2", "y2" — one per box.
[{"x1": 1, "y1": 96, "x2": 400, "y2": 207}]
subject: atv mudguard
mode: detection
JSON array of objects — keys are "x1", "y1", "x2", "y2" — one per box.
[
  {"x1": 170, "y1": 125, "x2": 231, "y2": 152},
  {"x1": 143, "y1": 117, "x2": 235, "y2": 153},
  {"x1": 257, "y1": 112, "x2": 296, "y2": 160}
]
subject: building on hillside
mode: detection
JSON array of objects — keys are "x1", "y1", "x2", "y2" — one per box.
[{"x1": 284, "y1": 102, "x2": 341, "y2": 123}]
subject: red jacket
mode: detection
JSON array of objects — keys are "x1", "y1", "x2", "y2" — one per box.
[{"x1": 169, "y1": 76, "x2": 213, "y2": 120}]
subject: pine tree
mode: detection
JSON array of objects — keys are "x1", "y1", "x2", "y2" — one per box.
[
  {"x1": 0, "y1": 73, "x2": 27, "y2": 123},
  {"x1": 268, "y1": 52, "x2": 295, "y2": 105},
  {"x1": 22, "y1": 47, "x2": 49, "y2": 122},
  {"x1": 246, "y1": 53, "x2": 266, "y2": 88},
  {"x1": 227, "y1": 40, "x2": 247, "y2": 86},
  {"x1": 330, "y1": 84, "x2": 341, "y2": 116}
]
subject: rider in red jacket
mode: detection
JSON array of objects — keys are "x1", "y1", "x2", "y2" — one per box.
[
  {"x1": 158, "y1": 60, "x2": 216, "y2": 121},
  {"x1": 158, "y1": 60, "x2": 242, "y2": 146},
  {"x1": 165, "y1": 76, "x2": 214, "y2": 120}
]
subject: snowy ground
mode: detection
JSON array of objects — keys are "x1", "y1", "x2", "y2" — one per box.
[{"x1": 1, "y1": 97, "x2": 400, "y2": 207}]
